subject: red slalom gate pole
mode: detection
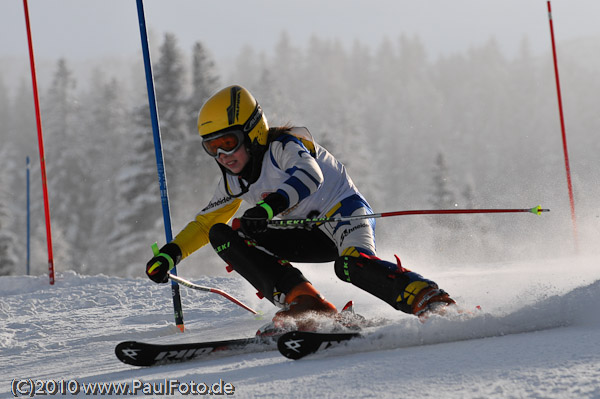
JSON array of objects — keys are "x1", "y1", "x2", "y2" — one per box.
[
  {"x1": 547, "y1": 1, "x2": 578, "y2": 249},
  {"x1": 23, "y1": 0, "x2": 55, "y2": 284}
]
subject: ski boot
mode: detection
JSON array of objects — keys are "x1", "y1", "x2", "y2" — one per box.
[
  {"x1": 335, "y1": 253, "x2": 457, "y2": 318},
  {"x1": 257, "y1": 282, "x2": 337, "y2": 336},
  {"x1": 411, "y1": 285, "x2": 456, "y2": 321},
  {"x1": 272, "y1": 281, "x2": 337, "y2": 331}
]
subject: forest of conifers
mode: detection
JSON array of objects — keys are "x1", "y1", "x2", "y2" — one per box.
[{"x1": 1, "y1": 31, "x2": 598, "y2": 277}]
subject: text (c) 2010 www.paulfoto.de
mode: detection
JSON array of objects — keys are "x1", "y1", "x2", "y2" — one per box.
[{"x1": 11, "y1": 378, "x2": 236, "y2": 396}]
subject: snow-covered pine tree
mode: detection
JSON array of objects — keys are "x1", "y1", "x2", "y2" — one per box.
[
  {"x1": 153, "y1": 33, "x2": 190, "y2": 212},
  {"x1": 155, "y1": 33, "x2": 188, "y2": 143},
  {"x1": 109, "y1": 103, "x2": 162, "y2": 276},
  {"x1": 0, "y1": 140, "x2": 19, "y2": 276},
  {"x1": 430, "y1": 152, "x2": 459, "y2": 213},
  {"x1": 0, "y1": 74, "x2": 11, "y2": 137},
  {"x1": 0, "y1": 76, "x2": 24, "y2": 276},
  {"x1": 10, "y1": 79, "x2": 37, "y2": 158},
  {"x1": 41, "y1": 58, "x2": 82, "y2": 268},
  {"x1": 111, "y1": 33, "x2": 193, "y2": 274},
  {"x1": 460, "y1": 179, "x2": 502, "y2": 262},
  {"x1": 188, "y1": 41, "x2": 219, "y2": 131},
  {"x1": 428, "y1": 151, "x2": 463, "y2": 258},
  {"x1": 79, "y1": 72, "x2": 132, "y2": 272},
  {"x1": 177, "y1": 41, "x2": 221, "y2": 225}
]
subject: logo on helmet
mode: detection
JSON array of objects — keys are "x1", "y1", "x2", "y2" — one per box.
[
  {"x1": 227, "y1": 86, "x2": 241, "y2": 125},
  {"x1": 244, "y1": 105, "x2": 263, "y2": 133}
]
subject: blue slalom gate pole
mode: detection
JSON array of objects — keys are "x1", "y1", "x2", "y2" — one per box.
[
  {"x1": 26, "y1": 156, "x2": 30, "y2": 276},
  {"x1": 135, "y1": 0, "x2": 184, "y2": 331}
]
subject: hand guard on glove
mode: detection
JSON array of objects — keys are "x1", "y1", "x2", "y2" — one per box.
[
  {"x1": 145, "y1": 243, "x2": 183, "y2": 284},
  {"x1": 240, "y1": 204, "x2": 269, "y2": 236},
  {"x1": 240, "y1": 192, "x2": 288, "y2": 236}
]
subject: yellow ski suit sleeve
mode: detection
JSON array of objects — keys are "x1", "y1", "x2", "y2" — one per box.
[{"x1": 171, "y1": 198, "x2": 242, "y2": 260}]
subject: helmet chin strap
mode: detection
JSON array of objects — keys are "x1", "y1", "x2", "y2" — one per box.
[{"x1": 217, "y1": 165, "x2": 248, "y2": 199}]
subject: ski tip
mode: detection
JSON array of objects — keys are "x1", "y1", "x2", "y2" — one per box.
[
  {"x1": 176, "y1": 324, "x2": 185, "y2": 333},
  {"x1": 277, "y1": 331, "x2": 361, "y2": 360},
  {"x1": 115, "y1": 341, "x2": 147, "y2": 367},
  {"x1": 277, "y1": 331, "x2": 314, "y2": 360}
]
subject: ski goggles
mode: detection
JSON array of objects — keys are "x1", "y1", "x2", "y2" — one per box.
[{"x1": 202, "y1": 129, "x2": 245, "y2": 158}]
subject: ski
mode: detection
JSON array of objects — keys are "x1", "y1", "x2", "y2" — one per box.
[
  {"x1": 277, "y1": 331, "x2": 362, "y2": 360},
  {"x1": 115, "y1": 300, "x2": 370, "y2": 367},
  {"x1": 276, "y1": 304, "x2": 483, "y2": 360},
  {"x1": 115, "y1": 335, "x2": 280, "y2": 367}
]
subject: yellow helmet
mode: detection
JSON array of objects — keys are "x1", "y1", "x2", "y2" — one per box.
[{"x1": 197, "y1": 85, "x2": 269, "y2": 147}]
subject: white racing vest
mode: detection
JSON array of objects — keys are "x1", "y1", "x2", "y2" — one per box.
[
  {"x1": 205, "y1": 127, "x2": 361, "y2": 219},
  {"x1": 196, "y1": 127, "x2": 376, "y2": 255}
]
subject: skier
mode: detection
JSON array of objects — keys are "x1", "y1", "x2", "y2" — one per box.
[{"x1": 146, "y1": 85, "x2": 455, "y2": 330}]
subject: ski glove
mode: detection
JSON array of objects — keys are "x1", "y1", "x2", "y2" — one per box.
[
  {"x1": 240, "y1": 192, "x2": 288, "y2": 236},
  {"x1": 145, "y1": 243, "x2": 182, "y2": 284}
]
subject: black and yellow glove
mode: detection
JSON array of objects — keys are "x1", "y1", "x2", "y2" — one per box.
[
  {"x1": 145, "y1": 243, "x2": 182, "y2": 284},
  {"x1": 240, "y1": 192, "x2": 288, "y2": 236}
]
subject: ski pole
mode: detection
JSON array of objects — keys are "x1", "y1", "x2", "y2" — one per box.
[
  {"x1": 151, "y1": 243, "x2": 258, "y2": 315},
  {"x1": 167, "y1": 273, "x2": 258, "y2": 315},
  {"x1": 267, "y1": 205, "x2": 549, "y2": 227},
  {"x1": 137, "y1": 0, "x2": 184, "y2": 332}
]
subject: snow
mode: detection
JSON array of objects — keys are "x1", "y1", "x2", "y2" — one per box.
[{"x1": 2, "y1": 255, "x2": 600, "y2": 398}]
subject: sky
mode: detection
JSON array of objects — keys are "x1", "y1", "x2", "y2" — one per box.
[{"x1": 2, "y1": 0, "x2": 600, "y2": 74}]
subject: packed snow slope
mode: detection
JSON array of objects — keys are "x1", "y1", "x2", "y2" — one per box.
[{"x1": 2, "y1": 255, "x2": 599, "y2": 398}]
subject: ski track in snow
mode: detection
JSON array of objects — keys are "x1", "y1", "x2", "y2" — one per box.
[{"x1": 1, "y1": 255, "x2": 600, "y2": 398}]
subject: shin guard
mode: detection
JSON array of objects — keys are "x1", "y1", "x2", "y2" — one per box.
[{"x1": 334, "y1": 254, "x2": 438, "y2": 314}]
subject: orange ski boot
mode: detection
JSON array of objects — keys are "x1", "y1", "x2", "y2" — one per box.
[
  {"x1": 412, "y1": 285, "x2": 456, "y2": 321},
  {"x1": 272, "y1": 282, "x2": 337, "y2": 331}
]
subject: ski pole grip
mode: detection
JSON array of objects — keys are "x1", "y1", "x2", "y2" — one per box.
[
  {"x1": 150, "y1": 242, "x2": 175, "y2": 271},
  {"x1": 146, "y1": 243, "x2": 163, "y2": 276}
]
